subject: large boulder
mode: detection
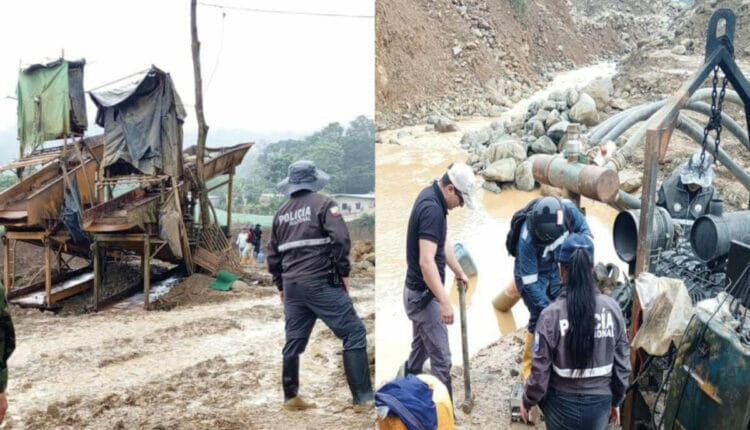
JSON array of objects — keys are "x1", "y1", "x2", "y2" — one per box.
[
  {"x1": 581, "y1": 78, "x2": 613, "y2": 111},
  {"x1": 485, "y1": 139, "x2": 527, "y2": 163},
  {"x1": 569, "y1": 93, "x2": 599, "y2": 126},
  {"x1": 435, "y1": 117, "x2": 457, "y2": 132},
  {"x1": 531, "y1": 135, "x2": 558, "y2": 154},
  {"x1": 515, "y1": 159, "x2": 535, "y2": 191},
  {"x1": 482, "y1": 158, "x2": 517, "y2": 182},
  {"x1": 530, "y1": 120, "x2": 546, "y2": 137},
  {"x1": 545, "y1": 109, "x2": 561, "y2": 129},
  {"x1": 461, "y1": 128, "x2": 491, "y2": 150},
  {"x1": 547, "y1": 120, "x2": 570, "y2": 145},
  {"x1": 565, "y1": 88, "x2": 580, "y2": 107}
]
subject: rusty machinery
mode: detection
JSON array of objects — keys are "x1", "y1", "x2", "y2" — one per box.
[{"x1": 530, "y1": 9, "x2": 750, "y2": 430}]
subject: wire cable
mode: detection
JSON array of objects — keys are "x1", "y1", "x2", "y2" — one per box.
[
  {"x1": 205, "y1": 8, "x2": 226, "y2": 94},
  {"x1": 197, "y1": 2, "x2": 373, "y2": 19}
]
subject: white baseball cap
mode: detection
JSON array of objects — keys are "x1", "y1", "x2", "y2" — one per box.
[{"x1": 447, "y1": 162, "x2": 478, "y2": 209}]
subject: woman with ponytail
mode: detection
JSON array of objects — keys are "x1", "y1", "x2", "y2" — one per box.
[{"x1": 520, "y1": 233, "x2": 631, "y2": 430}]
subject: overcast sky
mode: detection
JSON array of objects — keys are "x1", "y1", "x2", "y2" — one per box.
[{"x1": 0, "y1": 0, "x2": 374, "y2": 151}]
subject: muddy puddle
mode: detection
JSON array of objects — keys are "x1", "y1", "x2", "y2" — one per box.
[{"x1": 375, "y1": 61, "x2": 626, "y2": 384}]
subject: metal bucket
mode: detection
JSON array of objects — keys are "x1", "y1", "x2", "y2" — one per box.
[
  {"x1": 690, "y1": 211, "x2": 750, "y2": 262},
  {"x1": 613, "y1": 207, "x2": 675, "y2": 263}
]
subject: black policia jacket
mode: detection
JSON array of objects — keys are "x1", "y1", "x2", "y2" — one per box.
[{"x1": 266, "y1": 191, "x2": 351, "y2": 291}]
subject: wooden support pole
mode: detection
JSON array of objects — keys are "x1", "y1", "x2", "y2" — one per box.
[
  {"x1": 143, "y1": 237, "x2": 150, "y2": 310},
  {"x1": 93, "y1": 240, "x2": 100, "y2": 312},
  {"x1": 2, "y1": 236, "x2": 9, "y2": 296},
  {"x1": 44, "y1": 238, "x2": 52, "y2": 306},
  {"x1": 226, "y1": 172, "x2": 234, "y2": 235},
  {"x1": 171, "y1": 177, "x2": 194, "y2": 275}
]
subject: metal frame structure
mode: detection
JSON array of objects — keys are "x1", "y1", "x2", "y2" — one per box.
[{"x1": 624, "y1": 9, "x2": 750, "y2": 429}]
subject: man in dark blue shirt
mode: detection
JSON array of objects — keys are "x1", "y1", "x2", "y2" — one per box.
[{"x1": 402, "y1": 162, "x2": 477, "y2": 402}]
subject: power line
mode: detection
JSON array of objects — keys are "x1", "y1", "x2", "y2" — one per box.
[
  {"x1": 197, "y1": 2, "x2": 373, "y2": 19},
  {"x1": 205, "y1": 8, "x2": 226, "y2": 94}
]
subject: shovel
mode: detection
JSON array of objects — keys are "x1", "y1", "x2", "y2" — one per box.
[{"x1": 453, "y1": 243, "x2": 478, "y2": 414}]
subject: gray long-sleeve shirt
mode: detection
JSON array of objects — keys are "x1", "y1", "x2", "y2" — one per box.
[{"x1": 523, "y1": 290, "x2": 631, "y2": 409}]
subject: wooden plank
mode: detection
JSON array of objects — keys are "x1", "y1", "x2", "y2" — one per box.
[
  {"x1": 44, "y1": 239, "x2": 52, "y2": 306},
  {"x1": 11, "y1": 272, "x2": 94, "y2": 307},
  {"x1": 3, "y1": 236, "x2": 9, "y2": 296},
  {"x1": 193, "y1": 247, "x2": 220, "y2": 275},
  {"x1": 5, "y1": 231, "x2": 46, "y2": 240},
  {"x1": 170, "y1": 177, "x2": 194, "y2": 275},
  {"x1": 143, "y1": 237, "x2": 150, "y2": 310},
  {"x1": 93, "y1": 240, "x2": 100, "y2": 312},
  {"x1": 226, "y1": 172, "x2": 233, "y2": 235},
  {"x1": 6, "y1": 267, "x2": 89, "y2": 299}
]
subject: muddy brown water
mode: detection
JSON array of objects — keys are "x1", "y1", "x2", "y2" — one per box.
[{"x1": 374, "y1": 62, "x2": 627, "y2": 385}]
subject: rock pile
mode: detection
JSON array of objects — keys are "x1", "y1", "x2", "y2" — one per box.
[{"x1": 462, "y1": 81, "x2": 612, "y2": 192}]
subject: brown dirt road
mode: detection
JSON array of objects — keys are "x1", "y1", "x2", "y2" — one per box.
[{"x1": 5, "y1": 271, "x2": 375, "y2": 429}]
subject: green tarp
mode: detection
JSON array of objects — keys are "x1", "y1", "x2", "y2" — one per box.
[
  {"x1": 16, "y1": 61, "x2": 71, "y2": 157},
  {"x1": 210, "y1": 270, "x2": 242, "y2": 291},
  {"x1": 16, "y1": 59, "x2": 87, "y2": 157}
]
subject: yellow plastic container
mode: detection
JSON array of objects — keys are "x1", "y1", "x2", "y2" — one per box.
[{"x1": 378, "y1": 374, "x2": 455, "y2": 430}]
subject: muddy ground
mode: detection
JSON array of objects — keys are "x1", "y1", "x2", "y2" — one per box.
[{"x1": 4, "y1": 243, "x2": 375, "y2": 429}]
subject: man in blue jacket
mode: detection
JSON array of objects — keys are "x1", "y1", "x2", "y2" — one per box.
[{"x1": 515, "y1": 196, "x2": 590, "y2": 381}]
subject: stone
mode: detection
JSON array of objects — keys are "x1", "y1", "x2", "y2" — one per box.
[
  {"x1": 424, "y1": 124, "x2": 435, "y2": 132},
  {"x1": 672, "y1": 44, "x2": 686, "y2": 55},
  {"x1": 531, "y1": 120, "x2": 546, "y2": 137},
  {"x1": 482, "y1": 158, "x2": 517, "y2": 182},
  {"x1": 540, "y1": 184, "x2": 565, "y2": 198},
  {"x1": 527, "y1": 101, "x2": 540, "y2": 116},
  {"x1": 609, "y1": 98, "x2": 630, "y2": 110},
  {"x1": 482, "y1": 181, "x2": 502, "y2": 194},
  {"x1": 452, "y1": 45, "x2": 462, "y2": 56},
  {"x1": 547, "y1": 120, "x2": 570, "y2": 145},
  {"x1": 515, "y1": 159, "x2": 535, "y2": 191},
  {"x1": 375, "y1": 133, "x2": 382, "y2": 143},
  {"x1": 565, "y1": 88, "x2": 580, "y2": 107},
  {"x1": 542, "y1": 100, "x2": 557, "y2": 111},
  {"x1": 490, "y1": 121, "x2": 505, "y2": 131},
  {"x1": 619, "y1": 171, "x2": 643, "y2": 193},
  {"x1": 461, "y1": 129, "x2": 491, "y2": 150},
  {"x1": 485, "y1": 139, "x2": 527, "y2": 163},
  {"x1": 426, "y1": 115, "x2": 441, "y2": 124},
  {"x1": 581, "y1": 79, "x2": 612, "y2": 111},
  {"x1": 569, "y1": 93, "x2": 599, "y2": 126},
  {"x1": 531, "y1": 135, "x2": 557, "y2": 154},
  {"x1": 396, "y1": 130, "x2": 410, "y2": 139},
  {"x1": 488, "y1": 105, "x2": 505, "y2": 117},
  {"x1": 435, "y1": 117, "x2": 457, "y2": 132},
  {"x1": 545, "y1": 110, "x2": 561, "y2": 129},
  {"x1": 388, "y1": 139, "x2": 401, "y2": 145},
  {"x1": 548, "y1": 90, "x2": 566, "y2": 102},
  {"x1": 555, "y1": 101, "x2": 568, "y2": 111},
  {"x1": 472, "y1": 28, "x2": 483, "y2": 38}
]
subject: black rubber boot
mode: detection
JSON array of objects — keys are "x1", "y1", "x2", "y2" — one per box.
[
  {"x1": 282, "y1": 356, "x2": 315, "y2": 410},
  {"x1": 282, "y1": 356, "x2": 299, "y2": 401},
  {"x1": 343, "y1": 348, "x2": 375, "y2": 412}
]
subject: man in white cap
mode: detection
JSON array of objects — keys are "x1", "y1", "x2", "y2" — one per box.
[
  {"x1": 267, "y1": 160, "x2": 373, "y2": 412},
  {"x1": 657, "y1": 150, "x2": 723, "y2": 220},
  {"x1": 401, "y1": 162, "x2": 477, "y2": 402}
]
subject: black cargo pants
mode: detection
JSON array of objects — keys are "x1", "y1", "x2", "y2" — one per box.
[{"x1": 282, "y1": 276, "x2": 367, "y2": 358}]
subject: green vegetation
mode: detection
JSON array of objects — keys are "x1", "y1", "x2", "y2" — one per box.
[
  {"x1": 357, "y1": 212, "x2": 375, "y2": 229},
  {"x1": 0, "y1": 172, "x2": 18, "y2": 192},
  {"x1": 509, "y1": 0, "x2": 529, "y2": 24},
  {"x1": 216, "y1": 116, "x2": 374, "y2": 216}
]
